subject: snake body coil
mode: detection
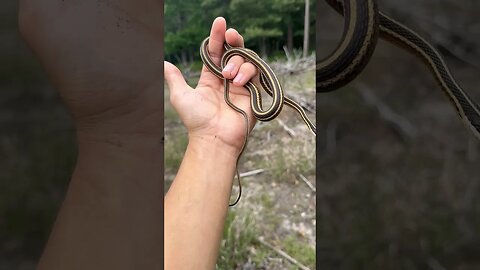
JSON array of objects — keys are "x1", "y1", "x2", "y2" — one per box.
[
  {"x1": 200, "y1": 38, "x2": 316, "y2": 206},
  {"x1": 318, "y1": 0, "x2": 480, "y2": 140}
]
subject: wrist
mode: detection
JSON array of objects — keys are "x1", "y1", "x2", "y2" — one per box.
[
  {"x1": 187, "y1": 134, "x2": 242, "y2": 162},
  {"x1": 77, "y1": 129, "x2": 163, "y2": 156},
  {"x1": 72, "y1": 80, "x2": 164, "y2": 143},
  {"x1": 40, "y1": 127, "x2": 163, "y2": 270},
  {"x1": 72, "y1": 130, "x2": 163, "y2": 211},
  {"x1": 74, "y1": 130, "x2": 163, "y2": 191}
]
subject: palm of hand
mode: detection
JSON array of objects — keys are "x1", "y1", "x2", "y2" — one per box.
[
  {"x1": 165, "y1": 18, "x2": 261, "y2": 153},
  {"x1": 170, "y1": 73, "x2": 255, "y2": 151}
]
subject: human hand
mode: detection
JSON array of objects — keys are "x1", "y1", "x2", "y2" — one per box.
[
  {"x1": 19, "y1": 2, "x2": 164, "y2": 269},
  {"x1": 164, "y1": 17, "x2": 258, "y2": 157},
  {"x1": 18, "y1": 0, "x2": 163, "y2": 142}
]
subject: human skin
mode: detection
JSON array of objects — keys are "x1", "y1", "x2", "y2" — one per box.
[
  {"x1": 18, "y1": 0, "x2": 257, "y2": 268},
  {"x1": 18, "y1": 0, "x2": 164, "y2": 269},
  {"x1": 164, "y1": 18, "x2": 258, "y2": 270}
]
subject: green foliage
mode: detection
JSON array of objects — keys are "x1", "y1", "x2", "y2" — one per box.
[
  {"x1": 164, "y1": 0, "x2": 315, "y2": 63},
  {"x1": 164, "y1": 131, "x2": 188, "y2": 174},
  {"x1": 164, "y1": 1, "x2": 210, "y2": 56},
  {"x1": 262, "y1": 138, "x2": 315, "y2": 181},
  {"x1": 242, "y1": 26, "x2": 282, "y2": 41},
  {"x1": 282, "y1": 236, "x2": 316, "y2": 268},
  {"x1": 216, "y1": 210, "x2": 257, "y2": 269},
  {"x1": 229, "y1": 0, "x2": 283, "y2": 42}
]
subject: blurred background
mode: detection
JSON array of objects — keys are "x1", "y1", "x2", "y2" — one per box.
[
  {"x1": 0, "y1": 1, "x2": 76, "y2": 269},
  {"x1": 317, "y1": 0, "x2": 480, "y2": 269},
  {"x1": 164, "y1": 0, "x2": 316, "y2": 269},
  {"x1": 5, "y1": 0, "x2": 479, "y2": 269}
]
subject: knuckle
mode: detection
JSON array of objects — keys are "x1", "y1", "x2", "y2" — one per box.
[
  {"x1": 243, "y1": 63, "x2": 257, "y2": 75},
  {"x1": 169, "y1": 90, "x2": 178, "y2": 105}
]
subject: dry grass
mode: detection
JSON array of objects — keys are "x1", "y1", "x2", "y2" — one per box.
[{"x1": 164, "y1": 61, "x2": 316, "y2": 269}]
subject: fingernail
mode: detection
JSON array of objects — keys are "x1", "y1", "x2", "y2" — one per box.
[
  {"x1": 223, "y1": 63, "x2": 235, "y2": 73},
  {"x1": 233, "y1": 73, "x2": 244, "y2": 84}
]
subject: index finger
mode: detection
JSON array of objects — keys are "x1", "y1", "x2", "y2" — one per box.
[{"x1": 208, "y1": 17, "x2": 227, "y2": 66}]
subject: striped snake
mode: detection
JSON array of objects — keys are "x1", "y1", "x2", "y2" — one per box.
[
  {"x1": 200, "y1": 37, "x2": 316, "y2": 206},
  {"x1": 317, "y1": 0, "x2": 480, "y2": 140}
]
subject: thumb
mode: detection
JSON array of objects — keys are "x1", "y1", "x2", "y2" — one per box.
[{"x1": 164, "y1": 61, "x2": 191, "y2": 99}]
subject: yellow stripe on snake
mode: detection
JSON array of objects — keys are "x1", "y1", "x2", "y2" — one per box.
[
  {"x1": 200, "y1": 37, "x2": 316, "y2": 206},
  {"x1": 317, "y1": 0, "x2": 480, "y2": 140}
]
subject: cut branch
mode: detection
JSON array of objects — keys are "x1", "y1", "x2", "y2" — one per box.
[
  {"x1": 257, "y1": 238, "x2": 311, "y2": 270},
  {"x1": 239, "y1": 169, "x2": 265, "y2": 178},
  {"x1": 276, "y1": 119, "x2": 296, "y2": 137},
  {"x1": 357, "y1": 84, "x2": 417, "y2": 140},
  {"x1": 298, "y1": 174, "x2": 316, "y2": 192}
]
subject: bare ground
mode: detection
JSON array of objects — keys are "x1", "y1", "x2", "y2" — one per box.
[{"x1": 164, "y1": 60, "x2": 316, "y2": 269}]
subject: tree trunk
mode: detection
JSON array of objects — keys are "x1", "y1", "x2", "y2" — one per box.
[
  {"x1": 188, "y1": 49, "x2": 194, "y2": 63},
  {"x1": 287, "y1": 21, "x2": 293, "y2": 54},
  {"x1": 303, "y1": 0, "x2": 310, "y2": 57},
  {"x1": 181, "y1": 50, "x2": 187, "y2": 66},
  {"x1": 259, "y1": 37, "x2": 267, "y2": 58}
]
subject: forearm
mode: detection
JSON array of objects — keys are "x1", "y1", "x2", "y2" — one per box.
[
  {"x1": 37, "y1": 133, "x2": 163, "y2": 270},
  {"x1": 164, "y1": 135, "x2": 238, "y2": 270}
]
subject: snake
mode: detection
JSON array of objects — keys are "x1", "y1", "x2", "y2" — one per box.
[
  {"x1": 317, "y1": 0, "x2": 480, "y2": 140},
  {"x1": 200, "y1": 37, "x2": 316, "y2": 206}
]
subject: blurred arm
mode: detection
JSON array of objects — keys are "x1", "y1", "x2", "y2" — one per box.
[{"x1": 37, "y1": 134, "x2": 163, "y2": 270}]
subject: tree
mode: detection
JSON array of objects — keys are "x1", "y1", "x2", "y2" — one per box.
[
  {"x1": 303, "y1": 0, "x2": 310, "y2": 57},
  {"x1": 164, "y1": 0, "x2": 310, "y2": 63}
]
